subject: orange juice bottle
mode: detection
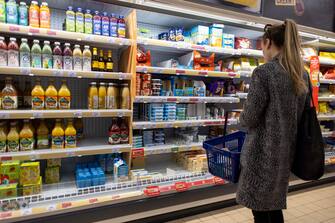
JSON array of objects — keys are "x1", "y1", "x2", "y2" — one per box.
[
  {"x1": 39, "y1": 2, "x2": 50, "y2": 29},
  {"x1": 65, "y1": 119, "x2": 76, "y2": 148},
  {"x1": 45, "y1": 79, "x2": 58, "y2": 109},
  {"x1": 31, "y1": 78, "x2": 45, "y2": 110},
  {"x1": 29, "y1": 1, "x2": 40, "y2": 28},
  {"x1": 52, "y1": 119, "x2": 64, "y2": 149},
  {"x1": 37, "y1": 119, "x2": 49, "y2": 149},
  {"x1": 88, "y1": 82, "x2": 98, "y2": 109},
  {"x1": 19, "y1": 120, "x2": 34, "y2": 151},
  {"x1": 0, "y1": 122, "x2": 7, "y2": 153},
  {"x1": 98, "y1": 82, "x2": 106, "y2": 109},
  {"x1": 58, "y1": 80, "x2": 71, "y2": 109}
]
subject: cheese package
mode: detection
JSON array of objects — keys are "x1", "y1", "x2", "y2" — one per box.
[
  {"x1": 22, "y1": 177, "x2": 42, "y2": 196},
  {"x1": 20, "y1": 162, "x2": 40, "y2": 185},
  {"x1": 0, "y1": 161, "x2": 20, "y2": 184},
  {"x1": 0, "y1": 183, "x2": 17, "y2": 199},
  {"x1": 45, "y1": 166, "x2": 60, "y2": 184}
]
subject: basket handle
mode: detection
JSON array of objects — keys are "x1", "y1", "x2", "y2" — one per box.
[{"x1": 223, "y1": 111, "x2": 229, "y2": 137}]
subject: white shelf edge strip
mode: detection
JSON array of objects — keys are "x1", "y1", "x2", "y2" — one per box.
[{"x1": 134, "y1": 96, "x2": 240, "y2": 103}]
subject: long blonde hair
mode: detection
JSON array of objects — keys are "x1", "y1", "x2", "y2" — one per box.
[{"x1": 263, "y1": 19, "x2": 307, "y2": 95}]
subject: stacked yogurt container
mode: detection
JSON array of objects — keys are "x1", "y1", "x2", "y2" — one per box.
[
  {"x1": 149, "y1": 104, "x2": 164, "y2": 121},
  {"x1": 154, "y1": 129, "x2": 165, "y2": 145},
  {"x1": 164, "y1": 103, "x2": 177, "y2": 121},
  {"x1": 176, "y1": 104, "x2": 187, "y2": 120}
]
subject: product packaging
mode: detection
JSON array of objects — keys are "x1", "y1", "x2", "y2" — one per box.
[
  {"x1": 222, "y1": 33, "x2": 235, "y2": 49},
  {"x1": 0, "y1": 183, "x2": 17, "y2": 199},
  {"x1": 21, "y1": 177, "x2": 42, "y2": 196},
  {"x1": 19, "y1": 162, "x2": 40, "y2": 185},
  {"x1": 45, "y1": 166, "x2": 60, "y2": 184},
  {"x1": 191, "y1": 25, "x2": 209, "y2": 45},
  {"x1": 209, "y1": 24, "x2": 224, "y2": 47},
  {"x1": 0, "y1": 161, "x2": 20, "y2": 184}
]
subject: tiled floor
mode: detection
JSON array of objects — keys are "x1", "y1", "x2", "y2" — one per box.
[{"x1": 168, "y1": 183, "x2": 335, "y2": 223}]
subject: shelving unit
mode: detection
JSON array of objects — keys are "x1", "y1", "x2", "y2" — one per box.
[
  {"x1": 318, "y1": 96, "x2": 335, "y2": 102},
  {"x1": 144, "y1": 142, "x2": 203, "y2": 156},
  {"x1": 134, "y1": 96, "x2": 240, "y2": 103}
]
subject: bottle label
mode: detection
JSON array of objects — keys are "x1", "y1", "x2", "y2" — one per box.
[
  {"x1": 52, "y1": 136, "x2": 64, "y2": 149},
  {"x1": 99, "y1": 96, "x2": 106, "y2": 109},
  {"x1": 2, "y1": 95, "x2": 18, "y2": 109},
  {"x1": 0, "y1": 140, "x2": 6, "y2": 152},
  {"x1": 93, "y1": 95, "x2": 99, "y2": 109},
  {"x1": 76, "y1": 14, "x2": 84, "y2": 33},
  {"x1": 120, "y1": 130, "x2": 129, "y2": 143},
  {"x1": 84, "y1": 17, "x2": 93, "y2": 34},
  {"x1": 63, "y1": 56, "x2": 73, "y2": 70},
  {"x1": 0, "y1": 49, "x2": 8, "y2": 66},
  {"x1": 24, "y1": 95, "x2": 32, "y2": 107},
  {"x1": 98, "y1": 61, "x2": 105, "y2": 70},
  {"x1": 31, "y1": 53, "x2": 42, "y2": 68},
  {"x1": 73, "y1": 56, "x2": 82, "y2": 71},
  {"x1": 106, "y1": 62, "x2": 113, "y2": 70},
  {"x1": 102, "y1": 20, "x2": 109, "y2": 36},
  {"x1": 65, "y1": 135, "x2": 76, "y2": 148},
  {"x1": 121, "y1": 96, "x2": 130, "y2": 109},
  {"x1": 92, "y1": 60, "x2": 99, "y2": 70},
  {"x1": 6, "y1": 4, "x2": 18, "y2": 23},
  {"x1": 32, "y1": 95, "x2": 44, "y2": 109},
  {"x1": 20, "y1": 137, "x2": 34, "y2": 151},
  {"x1": 29, "y1": 9, "x2": 39, "y2": 26},
  {"x1": 0, "y1": 3, "x2": 5, "y2": 23},
  {"x1": 110, "y1": 23, "x2": 118, "y2": 37},
  {"x1": 45, "y1": 96, "x2": 58, "y2": 109},
  {"x1": 83, "y1": 56, "x2": 91, "y2": 71},
  {"x1": 7, "y1": 140, "x2": 19, "y2": 152},
  {"x1": 118, "y1": 24, "x2": 126, "y2": 38},
  {"x1": 42, "y1": 54, "x2": 53, "y2": 69},
  {"x1": 93, "y1": 20, "x2": 101, "y2": 35},
  {"x1": 19, "y1": 7, "x2": 28, "y2": 26},
  {"x1": 8, "y1": 50, "x2": 19, "y2": 67},
  {"x1": 40, "y1": 10, "x2": 50, "y2": 28},
  {"x1": 20, "y1": 52, "x2": 31, "y2": 67},
  {"x1": 59, "y1": 96, "x2": 71, "y2": 109},
  {"x1": 66, "y1": 13, "x2": 75, "y2": 32},
  {"x1": 106, "y1": 96, "x2": 115, "y2": 109},
  {"x1": 37, "y1": 136, "x2": 49, "y2": 149},
  {"x1": 53, "y1": 55, "x2": 63, "y2": 69},
  {"x1": 109, "y1": 131, "x2": 120, "y2": 144}
]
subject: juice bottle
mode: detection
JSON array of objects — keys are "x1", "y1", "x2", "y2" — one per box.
[
  {"x1": 0, "y1": 0, "x2": 5, "y2": 23},
  {"x1": 65, "y1": 119, "x2": 76, "y2": 148},
  {"x1": 63, "y1": 43, "x2": 73, "y2": 70},
  {"x1": 93, "y1": 11, "x2": 101, "y2": 35},
  {"x1": 58, "y1": 80, "x2": 71, "y2": 109},
  {"x1": 0, "y1": 122, "x2": 6, "y2": 152},
  {"x1": 7, "y1": 122, "x2": 19, "y2": 152},
  {"x1": 52, "y1": 119, "x2": 64, "y2": 149},
  {"x1": 108, "y1": 118, "x2": 120, "y2": 145},
  {"x1": 8, "y1": 37, "x2": 19, "y2": 67},
  {"x1": 18, "y1": 1, "x2": 28, "y2": 26},
  {"x1": 39, "y1": 1, "x2": 50, "y2": 29},
  {"x1": 98, "y1": 82, "x2": 106, "y2": 109},
  {"x1": 73, "y1": 44, "x2": 82, "y2": 71},
  {"x1": 106, "y1": 50, "x2": 113, "y2": 72},
  {"x1": 23, "y1": 80, "x2": 31, "y2": 108},
  {"x1": 120, "y1": 83, "x2": 130, "y2": 109},
  {"x1": 29, "y1": 1, "x2": 39, "y2": 27},
  {"x1": 84, "y1": 9, "x2": 93, "y2": 34},
  {"x1": 31, "y1": 78, "x2": 45, "y2": 110},
  {"x1": 45, "y1": 79, "x2": 58, "y2": 109},
  {"x1": 42, "y1": 40, "x2": 52, "y2": 69},
  {"x1": 2, "y1": 77, "x2": 17, "y2": 110},
  {"x1": 101, "y1": 12, "x2": 109, "y2": 36},
  {"x1": 37, "y1": 119, "x2": 49, "y2": 149},
  {"x1": 120, "y1": 118, "x2": 129, "y2": 144},
  {"x1": 6, "y1": 0, "x2": 18, "y2": 24},
  {"x1": 19, "y1": 119, "x2": 34, "y2": 151},
  {"x1": 107, "y1": 83, "x2": 118, "y2": 109},
  {"x1": 0, "y1": 36, "x2": 7, "y2": 66},
  {"x1": 88, "y1": 82, "x2": 98, "y2": 109},
  {"x1": 31, "y1": 39, "x2": 42, "y2": 68},
  {"x1": 98, "y1": 49, "x2": 105, "y2": 71},
  {"x1": 109, "y1": 13, "x2": 118, "y2": 37},
  {"x1": 91, "y1": 47, "x2": 99, "y2": 71},
  {"x1": 53, "y1": 42, "x2": 62, "y2": 69},
  {"x1": 65, "y1": 6, "x2": 75, "y2": 32},
  {"x1": 74, "y1": 118, "x2": 83, "y2": 140},
  {"x1": 19, "y1": 38, "x2": 30, "y2": 67},
  {"x1": 117, "y1": 15, "x2": 126, "y2": 38},
  {"x1": 75, "y1": 8, "x2": 84, "y2": 33},
  {"x1": 82, "y1": 45, "x2": 91, "y2": 71}
]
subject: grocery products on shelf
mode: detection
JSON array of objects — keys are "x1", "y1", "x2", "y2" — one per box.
[{"x1": 108, "y1": 118, "x2": 129, "y2": 145}]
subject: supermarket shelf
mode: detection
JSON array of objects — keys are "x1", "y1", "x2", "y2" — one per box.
[
  {"x1": 319, "y1": 57, "x2": 335, "y2": 66},
  {"x1": 143, "y1": 142, "x2": 204, "y2": 156},
  {"x1": 0, "y1": 23, "x2": 132, "y2": 48},
  {"x1": 236, "y1": 92, "x2": 248, "y2": 99},
  {"x1": 134, "y1": 96, "x2": 240, "y2": 103},
  {"x1": 133, "y1": 119, "x2": 238, "y2": 129},
  {"x1": 318, "y1": 114, "x2": 335, "y2": 121},
  {"x1": 319, "y1": 79, "x2": 335, "y2": 84},
  {"x1": 0, "y1": 140, "x2": 132, "y2": 161},
  {"x1": 0, "y1": 109, "x2": 132, "y2": 119},
  {"x1": 325, "y1": 151, "x2": 335, "y2": 165},
  {"x1": 137, "y1": 37, "x2": 263, "y2": 57},
  {"x1": 136, "y1": 66, "x2": 240, "y2": 78},
  {"x1": 238, "y1": 70, "x2": 253, "y2": 77},
  {"x1": 323, "y1": 132, "x2": 333, "y2": 138},
  {"x1": 318, "y1": 96, "x2": 335, "y2": 102},
  {"x1": 0, "y1": 66, "x2": 132, "y2": 80}
]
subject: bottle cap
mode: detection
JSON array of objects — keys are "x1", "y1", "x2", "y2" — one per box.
[
  {"x1": 68, "y1": 6, "x2": 73, "y2": 11},
  {"x1": 21, "y1": 38, "x2": 28, "y2": 42},
  {"x1": 33, "y1": 39, "x2": 39, "y2": 43},
  {"x1": 20, "y1": 2, "x2": 27, "y2": 6},
  {"x1": 74, "y1": 44, "x2": 80, "y2": 48},
  {"x1": 90, "y1": 82, "x2": 97, "y2": 85},
  {"x1": 84, "y1": 45, "x2": 90, "y2": 49},
  {"x1": 54, "y1": 41, "x2": 60, "y2": 45},
  {"x1": 0, "y1": 36, "x2": 4, "y2": 40},
  {"x1": 44, "y1": 40, "x2": 50, "y2": 44},
  {"x1": 85, "y1": 9, "x2": 91, "y2": 14},
  {"x1": 77, "y1": 8, "x2": 82, "y2": 12},
  {"x1": 41, "y1": 2, "x2": 48, "y2": 6},
  {"x1": 9, "y1": 37, "x2": 16, "y2": 41},
  {"x1": 94, "y1": 11, "x2": 99, "y2": 15},
  {"x1": 100, "y1": 82, "x2": 106, "y2": 86},
  {"x1": 64, "y1": 43, "x2": 70, "y2": 47},
  {"x1": 31, "y1": 1, "x2": 38, "y2": 4},
  {"x1": 103, "y1": 12, "x2": 108, "y2": 16}
]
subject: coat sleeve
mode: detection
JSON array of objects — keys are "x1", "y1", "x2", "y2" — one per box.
[{"x1": 240, "y1": 67, "x2": 269, "y2": 129}]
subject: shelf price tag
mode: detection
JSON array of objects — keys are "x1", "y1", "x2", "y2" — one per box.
[
  {"x1": 0, "y1": 156, "x2": 12, "y2": 161},
  {"x1": 167, "y1": 97, "x2": 177, "y2": 102},
  {"x1": 84, "y1": 35, "x2": 94, "y2": 41},
  {"x1": 0, "y1": 113, "x2": 10, "y2": 119},
  {"x1": 175, "y1": 69, "x2": 185, "y2": 75},
  {"x1": 74, "y1": 111, "x2": 83, "y2": 118},
  {"x1": 47, "y1": 204, "x2": 57, "y2": 211},
  {"x1": 9, "y1": 25, "x2": 20, "y2": 32},
  {"x1": 33, "y1": 112, "x2": 43, "y2": 119},
  {"x1": 144, "y1": 186, "x2": 160, "y2": 197},
  {"x1": 175, "y1": 182, "x2": 189, "y2": 192},
  {"x1": 47, "y1": 30, "x2": 57, "y2": 36},
  {"x1": 68, "y1": 71, "x2": 77, "y2": 77},
  {"x1": 171, "y1": 147, "x2": 179, "y2": 153},
  {"x1": 20, "y1": 67, "x2": 31, "y2": 75},
  {"x1": 213, "y1": 177, "x2": 225, "y2": 185},
  {"x1": 28, "y1": 28, "x2": 40, "y2": 34},
  {"x1": 21, "y1": 208, "x2": 32, "y2": 216},
  {"x1": 89, "y1": 198, "x2": 99, "y2": 204},
  {"x1": 132, "y1": 148, "x2": 144, "y2": 158},
  {"x1": 29, "y1": 153, "x2": 40, "y2": 160},
  {"x1": 52, "y1": 70, "x2": 63, "y2": 77},
  {"x1": 66, "y1": 151, "x2": 76, "y2": 157},
  {"x1": 61, "y1": 202, "x2": 72, "y2": 209},
  {"x1": 92, "y1": 111, "x2": 101, "y2": 117},
  {"x1": 228, "y1": 72, "x2": 237, "y2": 77},
  {"x1": 0, "y1": 211, "x2": 12, "y2": 219},
  {"x1": 198, "y1": 71, "x2": 208, "y2": 76}
]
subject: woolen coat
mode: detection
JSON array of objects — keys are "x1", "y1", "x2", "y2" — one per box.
[{"x1": 236, "y1": 57, "x2": 307, "y2": 211}]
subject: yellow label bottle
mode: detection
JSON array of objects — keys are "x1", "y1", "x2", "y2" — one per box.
[
  {"x1": 0, "y1": 122, "x2": 7, "y2": 153},
  {"x1": 37, "y1": 119, "x2": 49, "y2": 149},
  {"x1": 19, "y1": 120, "x2": 34, "y2": 151},
  {"x1": 98, "y1": 82, "x2": 106, "y2": 109},
  {"x1": 7, "y1": 122, "x2": 19, "y2": 152},
  {"x1": 65, "y1": 119, "x2": 76, "y2": 148},
  {"x1": 31, "y1": 79, "x2": 45, "y2": 110},
  {"x1": 88, "y1": 82, "x2": 98, "y2": 109},
  {"x1": 52, "y1": 119, "x2": 64, "y2": 149},
  {"x1": 58, "y1": 80, "x2": 71, "y2": 109},
  {"x1": 45, "y1": 79, "x2": 58, "y2": 109}
]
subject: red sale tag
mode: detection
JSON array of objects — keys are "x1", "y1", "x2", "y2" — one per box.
[
  {"x1": 89, "y1": 198, "x2": 98, "y2": 204},
  {"x1": 61, "y1": 202, "x2": 72, "y2": 209},
  {"x1": 0, "y1": 156, "x2": 12, "y2": 161},
  {"x1": 9, "y1": 26, "x2": 20, "y2": 32},
  {"x1": 228, "y1": 72, "x2": 237, "y2": 77},
  {"x1": 47, "y1": 30, "x2": 57, "y2": 35},
  {"x1": 167, "y1": 97, "x2": 177, "y2": 102},
  {"x1": 175, "y1": 182, "x2": 189, "y2": 192},
  {"x1": 0, "y1": 212, "x2": 12, "y2": 219},
  {"x1": 213, "y1": 177, "x2": 225, "y2": 185},
  {"x1": 132, "y1": 148, "x2": 144, "y2": 158},
  {"x1": 198, "y1": 71, "x2": 208, "y2": 75},
  {"x1": 144, "y1": 186, "x2": 160, "y2": 197},
  {"x1": 29, "y1": 28, "x2": 40, "y2": 34},
  {"x1": 175, "y1": 69, "x2": 186, "y2": 74}
]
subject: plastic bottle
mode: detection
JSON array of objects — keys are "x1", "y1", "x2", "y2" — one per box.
[
  {"x1": 106, "y1": 50, "x2": 113, "y2": 72},
  {"x1": 101, "y1": 12, "x2": 110, "y2": 36},
  {"x1": 84, "y1": 9, "x2": 93, "y2": 34},
  {"x1": 58, "y1": 80, "x2": 71, "y2": 109},
  {"x1": 6, "y1": 0, "x2": 18, "y2": 24},
  {"x1": 53, "y1": 42, "x2": 62, "y2": 69},
  {"x1": 52, "y1": 119, "x2": 64, "y2": 149},
  {"x1": 29, "y1": 1, "x2": 39, "y2": 27},
  {"x1": 63, "y1": 43, "x2": 73, "y2": 70},
  {"x1": 18, "y1": 1, "x2": 28, "y2": 26},
  {"x1": 31, "y1": 78, "x2": 45, "y2": 110},
  {"x1": 19, "y1": 38, "x2": 30, "y2": 67},
  {"x1": 23, "y1": 80, "x2": 31, "y2": 108},
  {"x1": 98, "y1": 82, "x2": 106, "y2": 109},
  {"x1": 91, "y1": 47, "x2": 99, "y2": 71},
  {"x1": 0, "y1": 0, "x2": 6, "y2": 23},
  {"x1": 8, "y1": 37, "x2": 19, "y2": 67},
  {"x1": 31, "y1": 39, "x2": 42, "y2": 68},
  {"x1": 0, "y1": 122, "x2": 6, "y2": 152},
  {"x1": 40, "y1": 1, "x2": 50, "y2": 29},
  {"x1": 45, "y1": 79, "x2": 58, "y2": 109},
  {"x1": 93, "y1": 11, "x2": 101, "y2": 35},
  {"x1": 88, "y1": 82, "x2": 98, "y2": 109},
  {"x1": 109, "y1": 13, "x2": 118, "y2": 37},
  {"x1": 75, "y1": 8, "x2": 84, "y2": 33},
  {"x1": 2, "y1": 77, "x2": 17, "y2": 110},
  {"x1": 37, "y1": 119, "x2": 49, "y2": 149},
  {"x1": 119, "y1": 118, "x2": 129, "y2": 144},
  {"x1": 117, "y1": 15, "x2": 126, "y2": 38},
  {"x1": 19, "y1": 119, "x2": 34, "y2": 151},
  {"x1": 7, "y1": 122, "x2": 19, "y2": 152},
  {"x1": 65, "y1": 6, "x2": 75, "y2": 32},
  {"x1": 73, "y1": 44, "x2": 82, "y2": 71},
  {"x1": 82, "y1": 45, "x2": 91, "y2": 71},
  {"x1": 0, "y1": 36, "x2": 7, "y2": 66},
  {"x1": 65, "y1": 119, "x2": 76, "y2": 148},
  {"x1": 42, "y1": 40, "x2": 52, "y2": 69}
]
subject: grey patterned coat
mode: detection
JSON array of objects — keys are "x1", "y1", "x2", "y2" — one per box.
[{"x1": 236, "y1": 57, "x2": 307, "y2": 211}]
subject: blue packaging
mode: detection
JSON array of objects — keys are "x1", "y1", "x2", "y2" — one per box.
[
  {"x1": 169, "y1": 28, "x2": 176, "y2": 41},
  {"x1": 176, "y1": 27, "x2": 184, "y2": 42},
  {"x1": 110, "y1": 13, "x2": 118, "y2": 37},
  {"x1": 18, "y1": 2, "x2": 28, "y2": 26},
  {"x1": 93, "y1": 11, "x2": 101, "y2": 35},
  {"x1": 6, "y1": 0, "x2": 18, "y2": 24},
  {"x1": 191, "y1": 25, "x2": 209, "y2": 45},
  {"x1": 101, "y1": 12, "x2": 110, "y2": 36}
]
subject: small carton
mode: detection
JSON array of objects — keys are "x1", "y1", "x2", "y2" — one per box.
[
  {"x1": 191, "y1": 25, "x2": 209, "y2": 45},
  {"x1": 114, "y1": 159, "x2": 129, "y2": 182},
  {"x1": 20, "y1": 162, "x2": 40, "y2": 185},
  {"x1": 22, "y1": 177, "x2": 42, "y2": 196},
  {"x1": 45, "y1": 166, "x2": 60, "y2": 184},
  {"x1": 222, "y1": 33, "x2": 235, "y2": 49},
  {"x1": 0, "y1": 161, "x2": 20, "y2": 184},
  {"x1": 0, "y1": 183, "x2": 17, "y2": 199},
  {"x1": 47, "y1": 159, "x2": 61, "y2": 167},
  {"x1": 209, "y1": 25, "x2": 223, "y2": 47}
]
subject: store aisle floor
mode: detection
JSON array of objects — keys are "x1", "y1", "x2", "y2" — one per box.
[{"x1": 168, "y1": 183, "x2": 335, "y2": 223}]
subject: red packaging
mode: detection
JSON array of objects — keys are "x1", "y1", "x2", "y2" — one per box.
[{"x1": 235, "y1": 37, "x2": 252, "y2": 49}]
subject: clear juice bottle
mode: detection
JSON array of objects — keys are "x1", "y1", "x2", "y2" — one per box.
[
  {"x1": 29, "y1": 0, "x2": 39, "y2": 27},
  {"x1": 37, "y1": 119, "x2": 49, "y2": 149},
  {"x1": 65, "y1": 119, "x2": 76, "y2": 148},
  {"x1": 42, "y1": 40, "x2": 52, "y2": 69},
  {"x1": 53, "y1": 42, "x2": 62, "y2": 69},
  {"x1": 2, "y1": 77, "x2": 17, "y2": 110},
  {"x1": 98, "y1": 82, "x2": 106, "y2": 109},
  {"x1": 73, "y1": 44, "x2": 82, "y2": 71},
  {"x1": 120, "y1": 83, "x2": 130, "y2": 109},
  {"x1": 8, "y1": 37, "x2": 19, "y2": 67},
  {"x1": 58, "y1": 80, "x2": 71, "y2": 109},
  {"x1": 19, "y1": 38, "x2": 30, "y2": 67},
  {"x1": 84, "y1": 9, "x2": 93, "y2": 34},
  {"x1": 0, "y1": 36, "x2": 7, "y2": 66},
  {"x1": 18, "y1": 1, "x2": 28, "y2": 26},
  {"x1": 45, "y1": 79, "x2": 58, "y2": 109},
  {"x1": 75, "y1": 7, "x2": 84, "y2": 33},
  {"x1": 6, "y1": 0, "x2": 18, "y2": 24},
  {"x1": 65, "y1": 6, "x2": 75, "y2": 32},
  {"x1": 31, "y1": 39, "x2": 42, "y2": 68},
  {"x1": 106, "y1": 83, "x2": 117, "y2": 109},
  {"x1": 63, "y1": 43, "x2": 73, "y2": 70},
  {"x1": 7, "y1": 122, "x2": 19, "y2": 152},
  {"x1": 19, "y1": 119, "x2": 34, "y2": 151},
  {"x1": 82, "y1": 45, "x2": 91, "y2": 71},
  {"x1": 39, "y1": 1, "x2": 50, "y2": 29},
  {"x1": 31, "y1": 78, "x2": 45, "y2": 110},
  {"x1": 52, "y1": 119, "x2": 64, "y2": 149},
  {"x1": 0, "y1": 122, "x2": 7, "y2": 152},
  {"x1": 88, "y1": 82, "x2": 98, "y2": 109}
]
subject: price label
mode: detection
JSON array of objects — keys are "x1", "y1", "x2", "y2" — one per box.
[
  {"x1": 92, "y1": 111, "x2": 101, "y2": 117},
  {"x1": 66, "y1": 151, "x2": 76, "y2": 157},
  {"x1": 29, "y1": 28, "x2": 40, "y2": 34},
  {"x1": 47, "y1": 204, "x2": 57, "y2": 211},
  {"x1": 52, "y1": 70, "x2": 63, "y2": 77},
  {"x1": 155, "y1": 123, "x2": 165, "y2": 128},
  {"x1": 95, "y1": 72, "x2": 104, "y2": 78},
  {"x1": 189, "y1": 98, "x2": 198, "y2": 103},
  {"x1": 84, "y1": 35, "x2": 94, "y2": 41},
  {"x1": 171, "y1": 147, "x2": 179, "y2": 153},
  {"x1": 117, "y1": 111, "x2": 124, "y2": 117},
  {"x1": 175, "y1": 182, "x2": 189, "y2": 192},
  {"x1": 68, "y1": 71, "x2": 77, "y2": 77},
  {"x1": 47, "y1": 30, "x2": 57, "y2": 35},
  {"x1": 119, "y1": 73, "x2": 127, "y2": 80},
  {"x1": 33, "y1": 112, "x2": 43, "y2": 119},
  {"x1": 20, "y1": 67, "x2": 31, "y2": 75},
  {"x1": 89, "y1": 198, "x2": 98, "y2": 204},
  {"x1": 214, "y1": 177, "x2": 225, "y2": 185},
  {"x1": 191, "y1": 45, "x2": 205, "y2": 51},
  {"x1": 21, "y1": 208, "x2": 32, "y2": 216},
  {"x1": 144, "y1": 186, "x2": 160, "y2": 197},
  {"x1": 0, "y1": 156, "x2": 12, "y2": 161},
  {"x1": 228, "y1": 72, "x2": 237, "y2": 77},
  {"x1": 152, "y1": 68, "x2": 162, "y2": 73},
  {"x1": 109, "y1": 38, "x2": 116, "y2": 44},
  {"x1": 175, "y1": 69, "x2": 186, "y2": 74},
  {"x1": 198, "y1": 71, "x2": 208, "y2": 75},
  {"x1": 0, "y1": 212, "x2": 12, "y2": 219},
  {"x1": 167, "y1": 97, "x2": 177, "y2": 102},
  {"x1": 61, "y1": 202, "x2": 72, "y2": 209},
  {"x1": 9, "y1": 25, "x2": 20, "y2": 32},
  {"x1": 0, "y1": 113, "x2": 10, "y2": 119},
  {"x1": 29, "y1": 153, "x2": 39, "y2": 160},
  {"x1": 165, "y1": 123, "x2": 173, "y2": 128},
  {"x1": 74, "y1": 111, "x2": 83, "y2": 118},
  {"x1": 132, "y1": 148, "x2": 144, "y2": 158}
]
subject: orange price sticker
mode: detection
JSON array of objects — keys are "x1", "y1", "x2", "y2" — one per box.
[
  {"x1": 0, "y1": 156, "x2": 12, "y2": 161},
  {"x1": 47, "y1": 30, "x2": 57, "y2": 35},
  {"x1": 144, "y1": 186, "x2": 160, "y2": 197},
  {"x1": 213, "y1": 177, "x2": 225, "y2": 185},
  {"x1": 132, "y1": 148, "x2": 144, "y2": 158},
  {"x1": 61, "y1": 202, "x2": 72, "y2": 209},
  {"x1": 89, "y1": 198, "x2": 98, "y2": 204},
  {"x1": 28, "y1": 28, "x2": 40, "y2": 34},
  {"x1": 175, "y1": 181, "x2": 189, "y2": 192}
]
